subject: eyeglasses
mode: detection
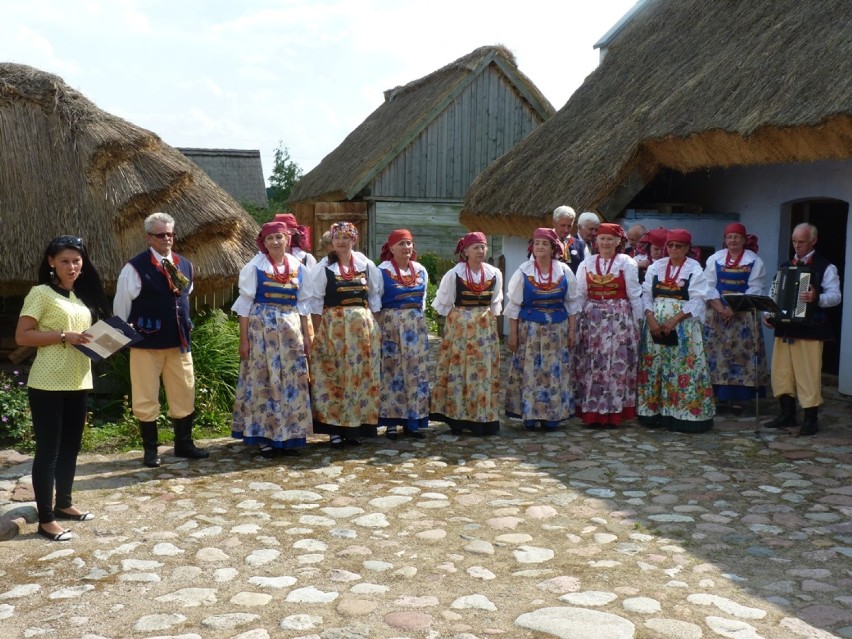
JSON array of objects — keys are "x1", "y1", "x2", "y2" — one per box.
[
  {"x1": 148, "y1": 232, "x2": 175, "y2": 239},
  {"x1": 666, "y1": 242, "x2": 688, "y2": 248},
  {"x1": 49, "y1": 235, "x2": 84, "y2": 250}
]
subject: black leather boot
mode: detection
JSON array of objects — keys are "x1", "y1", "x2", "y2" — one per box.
[
  {"x1": 139, "y1": 421, "x2": 161, "y2": 468},
  {"x1": 765, "y1": 395, "x2": 797, "y2": 429},
  {"x1": 172, "y1": 413, "x2": 209, "y2": 459},
  {"x1": 798, "y1": 407, "x2": 819, "y2": 437}
]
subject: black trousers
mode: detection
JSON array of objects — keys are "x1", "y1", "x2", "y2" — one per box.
[{"x1": 29, "y1": 388, "x2": 88, "y2": 524}]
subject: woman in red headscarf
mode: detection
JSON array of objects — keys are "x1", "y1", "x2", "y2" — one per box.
[
  {"x1": 638, "y1": 229, "x2": 715, "y2": 432},
  {"x1": 431, "y1": 231, "x2": 503, "y2": 436},
  {"x1": 504, "y1": 228, "x2": 579, "y2": 431},
  {"x1": 703, "y1": 223, "x2": 768, "y2": 414},
  {"x1": 575, "y1": 223, "x2": 643, "y2": 426},
  {"x1": 304, "y1": 222, "x2": 383, "y2": 447},
  {"x1": 377, "y1": 229, "x2": 430, "y2": 440},
  {"x1": 231, "y1": 221, "x2": 312, "y2": 458}
]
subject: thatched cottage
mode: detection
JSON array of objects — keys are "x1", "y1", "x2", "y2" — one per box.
[
  {"x1": 288, "y1": 45, "x2": 554, "y2": 259},
  {"x1": 178, "y1": 148, "x2": 268, "y2": 208},
  {"x1": 462, "y1": 0, "x2": 852, "y2": 392},
  {"x1": 0, "y1": 63, "x2": 259, "y2": 361}
]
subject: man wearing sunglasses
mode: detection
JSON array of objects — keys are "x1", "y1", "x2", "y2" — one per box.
[{"x1": 114, "y1": 212, "x2": 208, "y2": 467}]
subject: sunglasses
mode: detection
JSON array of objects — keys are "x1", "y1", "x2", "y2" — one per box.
[
  {"x1": 148, "y1": 232, "x2": 175, "y2": 239},
  {"x1": 666, "y1": 242, "x2": 688, "y2": 248},
  {"x1": 49, "y1": 235, "x2": 84, "y2": 250}
]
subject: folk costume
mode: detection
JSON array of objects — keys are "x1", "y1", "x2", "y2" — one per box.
[
  {"x1": 637, "y1": 229, "x2": 715, "y2": 432},
  {"x1": 377, "y1": 230, "x2": 430, "y2": 437},
  {"x1": 305, "y1": 222, "x2": 383, "y2": 442},
  {"x1": 231, "y1": 222, "x2": 311, "y2": 455},
  {"x1": 703, "y1": 223, "x2": 768, "y2": 406},
  {"x1": 765, "y1": 228, "x2": 841, "y2": 435},
  {"x1": 114, "y1": 225, "x2": 208, "y2": 466},
  {"x1": 431, "y1": 232, "x2": 503, "y2": 436},
  {"x1": 575, "y1": 224, "x2": 643, "y2": 426},
  {"x1": 504, "y1": 229, "x2": 579, "y2": 429}
]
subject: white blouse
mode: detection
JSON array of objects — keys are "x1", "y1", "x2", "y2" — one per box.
[
  {"x1": 504, "y1": 259, "x2": 580, "y2": 320},
  {"x1": 432, "y1": 262, "x2": 503, "y2": 317},
  {"x1": 377, "y1": 260, "x2": 429, "y2": 311},
  {"x1": 703, "y1": 249, "x2": 766, "y2": 300},
  {"x1": 576, "y1": 253, "x2": 643, "y2": 322},
  {"x1": 291, "y1": 246, "x2": 317, "y2": 269},
  {"x1": 303, "y1": 251, "x2": 383, "y2": 315},
  {"x1": 642, "y1": 257, "x2": 709, "y2": 322}
]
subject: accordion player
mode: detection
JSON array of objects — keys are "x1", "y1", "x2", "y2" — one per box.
[{"x1": 771, "y1": 265, "x2": 819, "y2": 325}]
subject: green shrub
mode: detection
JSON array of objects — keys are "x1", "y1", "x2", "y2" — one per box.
[
  {"x1": 419, "y1": 252, "x2": 455, "y2": 336},
  {"x1": 418, "y1": 251, "x2": 456, "y2": 284},
  {"x1": 188, "y1": 308, "x2": 241, "y2": 433},
  {"x1": 424, "y1": 281, "x2": 440, "y2": 334},
  {"x1": 0, "y1": 369, "x2": 32, "y2": 449}
]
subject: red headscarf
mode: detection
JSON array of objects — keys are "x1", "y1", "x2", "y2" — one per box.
[
  {"x1": 380, "y1": 229, "x2": 416, "y2": 262},
  {"x1": 648, "y1": 227, "x2": 668, "y2": 248},
  {"x1": 596, "y1": 223, "x2": 624, "y2": 238},
  {"x1": 723, "y1": 222, "x2": 758, "y2": 253},
  {"x1": 255, "y1": 221, "x2": 290, "y2": 254},
  {"x1": 455, "y1": 232, "x2": 487, "y2": 261},
  {"x1": 527, "y1": 227, "x2": 564, "y2": 260},
  {"x1": 666, "y1": 229, "x2": 692, "y2": 245},
  {"x1": 273, "y1": 213, "x2": 298, "y2": 228}
]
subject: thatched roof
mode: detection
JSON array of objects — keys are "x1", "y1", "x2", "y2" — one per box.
[
  {"x1": 462, "y1": 0, "x2": 852, "y2": 237},
  {"x1": 0, "y1": 63, "x2": 259, "y2": 297},
  {"x1": 289, "y1": 45, "x2": 555, "y2": 203},
  {"x1": 178, "y1": 148, "x2": 269, "y2": 207}
]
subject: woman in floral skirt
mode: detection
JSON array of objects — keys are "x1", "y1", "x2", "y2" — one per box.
[
  {"x1": 575, "y1": 223, "x2": 643, "y2": 426},
  {"x1": 504, "y1": 228, "x2": 579, "y2": 431},
  {"x1": 231, "y1": 220, "x2": 311, "y2": 458},
  {"x1": 638, "y1": 229, "x2": 715, "y2": 432},
  {"x1": 305, "y1": 222, "x2": 383, "y2": 447},
  {"x1": 376, "y1": 229, "x2": 430, "y2": 440},
  {"x1": 703, "y1": 223, "x2": 768, "y2": 414},
  {"x1": 431, "y1": 232, "x2": 503, "y2": 436}
]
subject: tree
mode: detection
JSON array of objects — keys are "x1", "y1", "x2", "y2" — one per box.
[{"x1": 267, "y1": 141, "x2": 303, "y2": 210}]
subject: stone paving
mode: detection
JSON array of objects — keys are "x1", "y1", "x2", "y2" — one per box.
[{"x1": 1, "y1": 390, "x2": 851, "y2": 639}]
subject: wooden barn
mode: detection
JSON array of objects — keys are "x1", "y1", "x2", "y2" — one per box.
[
  {"x1": 178, "y1": 148, "x2": 269, "y2": 208},
  {"x1": 462, "y1": 0, "x2": 852, "y2": 393},
  {"x1": 288, "y1": 45, "x2": 554, "y2": 259},
  {"x1": 0, "y1": 63, "x2": 259, "y2": 363}
]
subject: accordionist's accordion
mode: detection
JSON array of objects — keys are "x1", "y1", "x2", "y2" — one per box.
[{"x1": 772, "y1": 265, "x2": 817, "y2": 324}]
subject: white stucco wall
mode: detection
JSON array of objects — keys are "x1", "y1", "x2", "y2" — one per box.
[{"x1": 500, "y1": 158, "x2": 852, "y2": 394}]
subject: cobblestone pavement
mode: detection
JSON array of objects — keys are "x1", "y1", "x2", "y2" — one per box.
[
  {"x1": 1, "y1": 367, "x2": 851, "y2": 638},
  {"x1": 1, "y1": 406, "x2": 850, "y2": 639}
]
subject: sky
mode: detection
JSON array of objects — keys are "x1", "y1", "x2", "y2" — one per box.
[{"x1": 3, "y1": 0, "x2": 639, "y2": 184}]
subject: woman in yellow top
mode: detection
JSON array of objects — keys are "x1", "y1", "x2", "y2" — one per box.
[{"x1": 15, "y1": 236, "x2": 111, "y2": 541}]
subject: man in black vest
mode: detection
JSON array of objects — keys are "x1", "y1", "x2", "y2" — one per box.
[
  {"x1": 764, "y1": 223, "x2": 841, "y2": 436},
  {"x1": 552, "y1": 205, "x2": 586, "y2": 272},
  {"x1": 114, "y1": 212, "x2": 209, "y2": 466}
]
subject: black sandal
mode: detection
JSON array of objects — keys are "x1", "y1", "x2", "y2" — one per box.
[
  {"x1": 37, "y1": 525, "x2": 72, "y2": 542},
  {"x1": 54, "y1": 509, "x2": 94, "y2": 522},
  {"x1": 258, "y1": 445, "x2": 275, "y2": 459}
]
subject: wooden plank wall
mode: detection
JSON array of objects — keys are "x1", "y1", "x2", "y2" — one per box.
[
  {"x1": 373, "y1": 201, "x2": 502, "y2": 261},
  {"x1": 371, "y1": 66, "x2": 540, "y2": 200},
  {"x1": 291, "y1": 201, "x2": 369, "y2": 259}
]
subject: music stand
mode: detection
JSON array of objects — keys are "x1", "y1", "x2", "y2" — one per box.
[{"x1": 721, "y1": 294, "x2": 781, "y2": 425}]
